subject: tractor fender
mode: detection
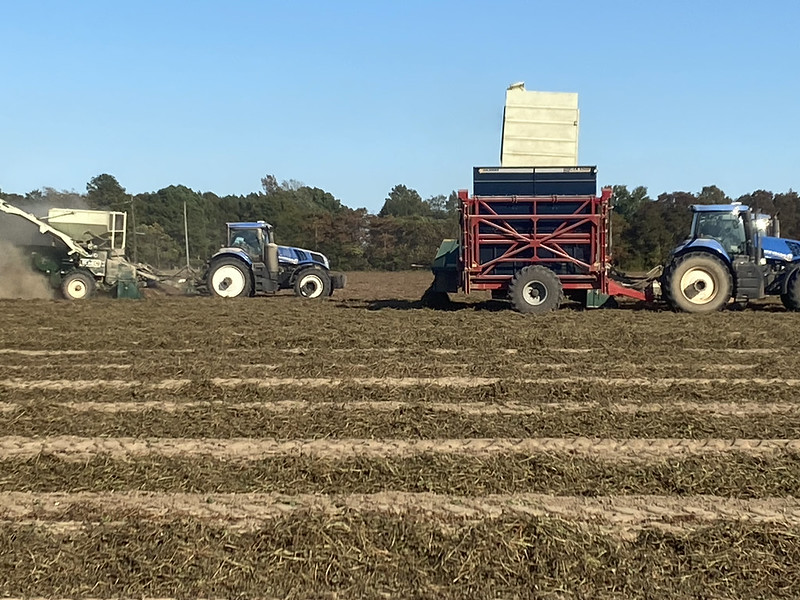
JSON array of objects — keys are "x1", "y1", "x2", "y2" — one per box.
[
  {"x1": 289, "y1": 262, "x2": 329, "y2": 284},
  {"x1": 671, "y1": 238, "x2": 731, "y2": 265},
  {"x1": 202, "y1": 250, "x2": 254, "y2": 292},
  {"x1": 664, "y1": 241, "x2": 735, "y2": 295},
  {"x1": 208, "y1": 248, "x2": 253, "y2": 268},
  {"x1": 668, "y1": 240, "x2": 734, "y2": 280}
]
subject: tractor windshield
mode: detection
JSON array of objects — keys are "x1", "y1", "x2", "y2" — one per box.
[
  {"x1": 693, "y1": 212, "x2": 747, "y2": 256},
  {"x1": 229, "y1": 227, "x2": 264, "y2": 261}
]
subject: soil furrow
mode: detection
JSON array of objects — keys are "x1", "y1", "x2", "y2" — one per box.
[
  {"x1": 6, "y1": 399, "x2": 799, "y2": 415},
  {"x1": 3, "y1": 375, "x2": 800, "y2": 390},
  {"x1": 3, "y1": 380, "x2": 797, "y2": 407},
  {"x1": 0, "y1": 345, "x2": 783, "y2": 356},
  {"x1": 1, "y1": 435, "x2": 800, "y2": 460},
  {"x1": 2, "y1": 341, "x2": 797, "y2": 381},
  {"x1": 3, "y1": 491, "x2": 799, "y2": 528}
]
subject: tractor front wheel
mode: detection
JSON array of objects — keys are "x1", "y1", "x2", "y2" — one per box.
[
  {"x1": 207, "y1": 258, "x2": 252, "y2": 298},
  {"x1": 61, "y1": 270, "x2": 96, "y2": 300},
  {"x1": 781, "y1": 268, "x2": 800, "y2": 311},
  {"x1": 293, "y1": 268, "x2": 331, "y2": 299},
  {"x1": 663, "y1": 252, "x2": 732, "y2": 313},
  {"x1": 508, "y1": 266, "x2": 563, "y2": 314}
]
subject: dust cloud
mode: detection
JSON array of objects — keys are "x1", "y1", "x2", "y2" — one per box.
[{"x1": 0, "y1": 242, "x2": 54, "y2": 299}]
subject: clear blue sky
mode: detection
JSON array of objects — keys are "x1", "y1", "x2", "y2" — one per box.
[{"x1": 1, "y1": 0, "x2": 798, "y2": 213}]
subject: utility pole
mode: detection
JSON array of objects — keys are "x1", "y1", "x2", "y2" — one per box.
[
  {"x1": 130, "y1": 195, "x2": 138, "y2": 263},
  {"x1": 183, "y1": 200, "x2": 190, "y2": 269}
]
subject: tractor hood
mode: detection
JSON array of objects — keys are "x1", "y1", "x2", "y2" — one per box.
[
  {"x1": 671, "y1": 235, "x2": 800, "y2": 265},
  {"x1": 211, "y1": 245, "x2": 330, "y2": 269},
  {"x1": 761, "y1": 236, "x2": 800, "y2": 263},
  {"x1": 278, "y1": 245, "x2": 330, "y2": 269}
]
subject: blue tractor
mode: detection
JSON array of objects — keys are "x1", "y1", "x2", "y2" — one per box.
[
  {"x1": 662, "y1": 203, "x2": 800, "y2": 312},
  {"x1": 203, "y1": 221, "x2": 346, "y2": 299}
]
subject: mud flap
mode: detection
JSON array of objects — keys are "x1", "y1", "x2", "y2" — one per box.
[
  {"x1": 116, "y1": 278, "x2": 142, "y2": 299},
  {"x1": 585, "y1": 289, "x2": 612, "y2": 308},
  {"x1": 330, "y1": 273, "x2": 347, "y2": 290}
]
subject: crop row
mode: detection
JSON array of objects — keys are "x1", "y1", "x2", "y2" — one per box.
[
  {"x1": 3, "y1": 401, "x2": 800, "y2": 439},
  {"x1": 0, "y1": 511, "x2": 797, "y2": 598},
  {"x1": 3, "y1": 451, "x2": 800, "y2": 496},
  {"x1": 3, "y1": 358, "x2": 800, "y2": 381},
  {"x1": 2, "y1": 378, "x2": 798, "y2": 405}
]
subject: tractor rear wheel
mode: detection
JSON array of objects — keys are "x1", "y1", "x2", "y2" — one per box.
[
  {"x1": 781, "y1": 268, "x2": 800, "y2": 311},
  {"x1": 207, "y1": 258, "x2": 252, "y2": 298},
  {"x1": 663, "y1": 252, "x2": 732, "y2": 313},
  {"x1": 508, "y1": 266, "x2": 563, "y2": 314},
  {"x1": 294, "y1": 267, "x2": 331, "y2": 298},
  {"x1": 61, "y1": 270, "x2": 96, "y2": 300}
]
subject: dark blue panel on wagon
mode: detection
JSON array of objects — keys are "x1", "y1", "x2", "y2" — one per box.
[{"x1": 473, "y1": 166, "x2": 597, "y2": 197}]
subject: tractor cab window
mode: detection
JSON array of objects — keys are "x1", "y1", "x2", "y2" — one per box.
[
  {"x1": 694, "y1": 212, "x2": 747, "y2": 256},
  {"x1": 230, "y1": 228, "x2": 263, "y2": 260}
]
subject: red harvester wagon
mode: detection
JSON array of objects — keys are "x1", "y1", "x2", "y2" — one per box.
[{"x1": 427, "y1": 166, "x2": 656, "y2": 313}]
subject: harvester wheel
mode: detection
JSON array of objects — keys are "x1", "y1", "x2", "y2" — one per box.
[
  {"x1": 663, "y1": 252, "x2": 732, "y2": 313},
  {"x1": 294, "y1": 267, "x2": 331, "y2": 299},
  {"x1": 781, "y1": 268, "x2": 800, "y2": 311},
  {"x1": 61, "y1": 270, "x2": 96, "y2": 300},
  {"x1": 207, "y1": 258, "x2": 252, "y2": 298},
  {"x1": 508, "y1": 266, "x2": 563, "y2": 314}
]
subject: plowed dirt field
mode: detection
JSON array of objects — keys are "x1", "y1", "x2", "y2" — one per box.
[{"x1": 2, "y1": 270, "x2": 800, "y2": 598}]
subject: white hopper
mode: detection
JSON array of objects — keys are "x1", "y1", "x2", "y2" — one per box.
[
  {"x1": 501, "y1": 82, "x2": 579, "y2": 167},
  {"x1": 47, "y1": 208, "x2": 127, "y2": 250}
]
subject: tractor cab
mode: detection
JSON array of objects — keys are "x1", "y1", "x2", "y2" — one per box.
[
  {"x1": 688, "y1": 204, "x2": 784, "y2": 263},
  {"x1": 227, "y1": 222, "x2": 273, "y2": 262},
  {"x1": 689, "y1": 204, "x2": 755, "y2": 259}
]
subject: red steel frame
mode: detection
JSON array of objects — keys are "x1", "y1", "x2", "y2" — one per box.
[{"x1": 458, "y1": 187, "x2": 645, "y2": 301}]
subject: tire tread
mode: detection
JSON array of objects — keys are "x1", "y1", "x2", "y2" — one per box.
[
  {"x1": 663, "y1": 252, "x2": 732, "y2": 313},
  {"x1": 508, "y1": 266, "x2": 563, "y2": 314}
]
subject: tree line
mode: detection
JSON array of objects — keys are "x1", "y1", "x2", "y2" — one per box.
[
  {"x1": 1, "y1": 175, "x2": 458, "y2": 271},
  {"x1": 2, "y1": 175, "x2": 798, "y2": 272}
]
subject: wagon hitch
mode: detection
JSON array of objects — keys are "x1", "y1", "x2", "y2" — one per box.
[{"x1": 605, "y1": 265, "x2": 663, "y2": 303}]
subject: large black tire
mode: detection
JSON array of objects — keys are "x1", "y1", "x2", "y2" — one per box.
[
  {"x1": 61, "y1": 270, "x2": 96, "y2": 300},
  {"x1": 206, "y1": 258, "x2": 252, "y2": 298},
  {"x1": 293, "y1": 267, "x2": 331, "y2": 298},
  {"x1": 508, "y1": 266, "x2": 563, "y2": 314},
  {"x1": 781, "y1": 268, "x2": 800, "y2": 311},
  {"x1": 663, "y1": 252, "x2": 732, "y2": 313}
]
